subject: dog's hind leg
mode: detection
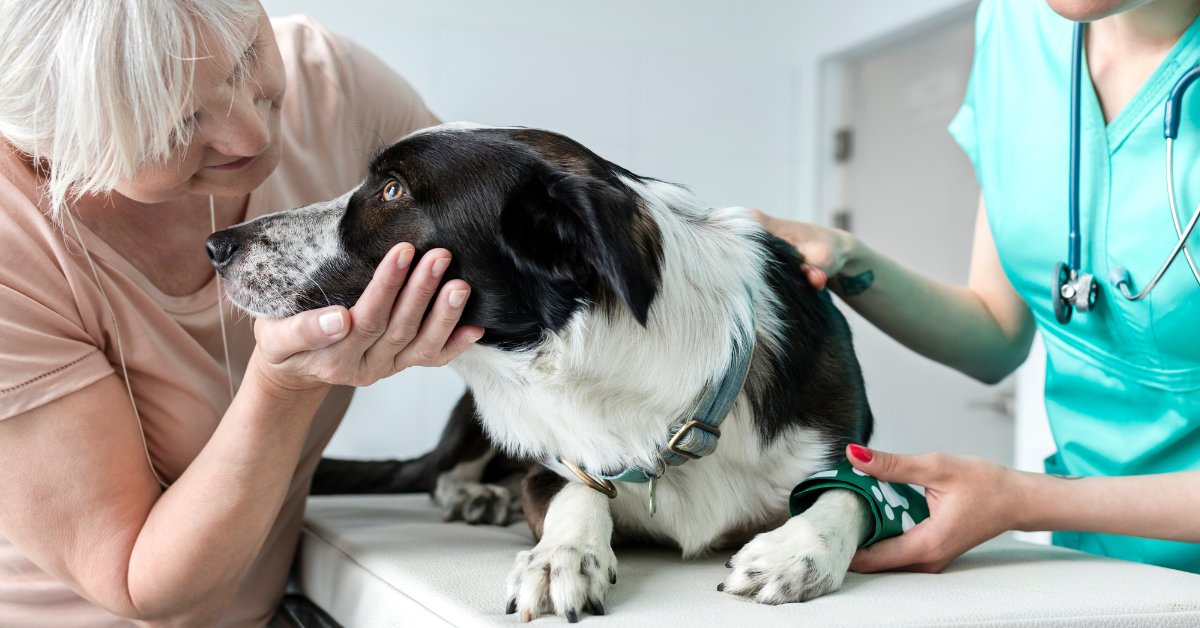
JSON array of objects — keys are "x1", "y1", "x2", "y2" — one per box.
[
  {"x1": 505, "y1": 482, "x2": 617, "y2": 622},
  {"x1": 721, "y1": 489, "x2": 870, "y2": 604}
]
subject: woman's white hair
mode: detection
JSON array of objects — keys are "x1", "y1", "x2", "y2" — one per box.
[{"x1": 0, "y1": 0, "x2": 260, "y2": 220}]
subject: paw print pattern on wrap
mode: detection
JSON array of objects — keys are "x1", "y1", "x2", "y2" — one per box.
[{"x1": 788, "y1": 460, "x2": 931, "y2": 546}]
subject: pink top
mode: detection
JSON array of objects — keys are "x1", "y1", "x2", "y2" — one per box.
[{"x1": 0, "y1": 16, "x2": 437, "y2": 627}]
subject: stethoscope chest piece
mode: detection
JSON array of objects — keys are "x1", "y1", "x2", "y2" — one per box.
[{"x1": 1054, "y1": 261, "x2": 1098, "y2": 324}]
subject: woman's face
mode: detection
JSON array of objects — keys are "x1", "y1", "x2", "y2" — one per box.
[
  {"x1": 113, "y1": 6, "x2": 285, "y2": 204},
  {"x1": 1044, "y1": 0, "x2": 1155, "y2": 21}
]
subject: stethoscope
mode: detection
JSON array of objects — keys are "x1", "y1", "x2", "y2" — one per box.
[{"x1": 1054, "y1": 22, "x2": 1200, "y2": 324}]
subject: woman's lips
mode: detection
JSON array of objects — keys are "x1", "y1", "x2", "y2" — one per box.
[{"x1": 210, "y1": 155, "x2": 256, "y2": 170}]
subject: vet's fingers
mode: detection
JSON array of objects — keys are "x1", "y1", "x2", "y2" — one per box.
[
  {"x1": 253, "y1": 305, "x2": 351, "y2": 364},
  {"x1": 348, "y1": 243, "x2": 417, "y2": 343},
  {"x1": 849, "y1": 520, "x2": 943, "y2": 573},
  {"x1": 394, "y1": 281, "x2": 479, "y2": 369},
  {"x1": 847, "y1": 444, "x2": 949, "y2": 486}
]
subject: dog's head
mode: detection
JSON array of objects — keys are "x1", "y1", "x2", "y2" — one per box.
[{"x1": 208, "y1": 124, "x2": 663, "y2": 348}]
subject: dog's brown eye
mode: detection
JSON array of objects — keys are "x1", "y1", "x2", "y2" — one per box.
[{"x1": 379, "y1": 179, "x2": 405, "y2": 202}]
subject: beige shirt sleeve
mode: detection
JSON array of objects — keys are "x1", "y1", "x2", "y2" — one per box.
[{"x1": 0, "y1": 193, "x2": 113, "y2": 421}]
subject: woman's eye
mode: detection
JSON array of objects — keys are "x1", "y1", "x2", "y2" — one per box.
[{"x1": 380, "y1": 179, "x2": 404, "y2": 202}]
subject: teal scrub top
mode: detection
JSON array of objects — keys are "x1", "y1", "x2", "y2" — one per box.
[{"x1": 949, "y1": 0, "x2": 1200, "y2": 572}]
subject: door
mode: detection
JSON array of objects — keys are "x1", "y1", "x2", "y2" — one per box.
[{"x1": 825, "y1": 6, "x2": 1016, "y2": 464}]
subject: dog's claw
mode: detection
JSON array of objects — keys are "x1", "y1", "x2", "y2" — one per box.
[
  {"x1": 589, "y1": 600, "x2": 605, "y2": 616},
  {"x1": 505, "y1": 598, "x2": 516, "y2": 615},
  {"x1": 609, "y1": 569, "x2": 617, "y2": 584},
  {"x1": 520, "y1": 609, "x2": 532, "y2": 623},
  {"x1": 717, "y1": 582, "x2": 725, "y2": 592},
  {"x1": 566, "y1": 608, "x2": 579, "y2": 623},
  {"x1": 725, "y1": 559, "x2": 733, "y2": 568}
]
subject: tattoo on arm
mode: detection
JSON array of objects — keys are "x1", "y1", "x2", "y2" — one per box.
[{"x1": 837, "y1": 269, "x2": 875, "y2": 296}]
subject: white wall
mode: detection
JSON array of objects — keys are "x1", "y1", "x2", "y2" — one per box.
[{"x1": 262, "y1": 0, "x2": 975, "y2": 460}]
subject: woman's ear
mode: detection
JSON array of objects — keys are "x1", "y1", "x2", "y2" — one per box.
[{"x1": 498, "y1": 167, "x2": 661, "y2": 325}]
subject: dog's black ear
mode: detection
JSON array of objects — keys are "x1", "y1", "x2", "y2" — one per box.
[{"x1": 499, "y1": 168, "x2": 660, "y2": 325}]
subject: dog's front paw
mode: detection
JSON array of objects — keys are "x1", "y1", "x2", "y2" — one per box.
[
  {"x1": 721, "y1": 515, "x2": 854, "y2": 604},
  {"x1": 436, "y1": 479, "x2": 522, "y2": 526},
  {"x1": 505, "y1": 541, "x2": 617, "y2": 623}
]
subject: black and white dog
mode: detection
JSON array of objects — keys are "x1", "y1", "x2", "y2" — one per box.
[{"x1": 209, "y1": 123, "x2": 875, "y2": 620}]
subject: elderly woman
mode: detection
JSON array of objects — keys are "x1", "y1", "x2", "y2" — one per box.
[{"x1": 0, "y1": 1, "x2": 480, "y2": 625}]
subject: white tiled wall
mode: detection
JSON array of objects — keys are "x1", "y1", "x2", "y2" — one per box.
[{"x1": 262, "y1": 0, "x2": 972, "y2": 460}]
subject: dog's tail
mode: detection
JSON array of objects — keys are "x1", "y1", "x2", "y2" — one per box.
[{"x1": 310, "y1": 454, "x2": 439, "y2": 495}]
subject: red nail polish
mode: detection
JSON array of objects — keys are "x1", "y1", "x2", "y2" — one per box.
[{"x1": 849, "y1": 444, "x2": 873, "y2": 463}]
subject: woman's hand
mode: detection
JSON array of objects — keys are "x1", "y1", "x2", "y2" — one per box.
[
  {"x1": 251, "y1": 242, "x2": 484, "y2": 391},
  {"x1": 844, "y1": 444, "x2": 1021, "y2": 573},
  {"x1": 750, "y1": 209, "x2": 855, "y2": 290}
]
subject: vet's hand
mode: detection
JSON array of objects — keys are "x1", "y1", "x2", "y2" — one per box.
[
  {"x1": 251, "y1": 243, "x2": 484, "y2": 390},
  {"x1": 750, "y1": 209, "x2": 854, "y2": 290},
  {"x1": 844, "y1": 445, "x2": 1019, "y2": 574}
]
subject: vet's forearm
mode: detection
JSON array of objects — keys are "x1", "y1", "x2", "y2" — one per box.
[
  {"x1": 1013, "y1": 471, "x2": 1200, "y2": 543},
  {"x1": 124, "y1": 351, "x2": 330, "y2": 622},
  {"x1": 833, "y1": 238, "x2": 1030, "y2": 384}
]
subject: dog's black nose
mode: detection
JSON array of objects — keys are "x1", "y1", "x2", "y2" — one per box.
[{"x1": 205, "y1": 231, "x2": 240, "y2": 270}]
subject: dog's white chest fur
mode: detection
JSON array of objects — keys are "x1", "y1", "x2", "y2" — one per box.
[
  {"x1": 457, "y1": 346, "x2": 831, "y2": 556},
  {"x1": 452, "y1": 179, "x2": 837, "y2": 557}
]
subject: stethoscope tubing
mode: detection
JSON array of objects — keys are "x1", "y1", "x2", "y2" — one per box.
[
  {"x1": 1165, "y1": 138, "x2": 1200, "y2": 283},
  {"x1": 1120, "y1": 138, "x2": 1200, "y2": 300},
  {"x1": 1068, "y1": 23, "x2": 1084, "y2": 272}
]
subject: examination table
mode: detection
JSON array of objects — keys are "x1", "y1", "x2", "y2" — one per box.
[{"x1": 298, "y1": 495, "x2": 1200, "y2": 627}]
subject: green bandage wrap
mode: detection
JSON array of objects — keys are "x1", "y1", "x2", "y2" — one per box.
[{"x1": 788, "y1": 460, "x2": 931, "y2": 547}]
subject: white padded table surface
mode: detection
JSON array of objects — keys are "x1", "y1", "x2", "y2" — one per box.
[{"x1": 299, "y1": 495, "x2": 1200, "y2": 627}]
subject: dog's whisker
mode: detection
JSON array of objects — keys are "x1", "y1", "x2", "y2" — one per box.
[{"x1": 299, "y1": 268, "x2": 332, "y2": 308}]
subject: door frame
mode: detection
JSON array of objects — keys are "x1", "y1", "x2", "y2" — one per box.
[{"x1": 813, "y1": 1, "x2": 980, "y2": 227}]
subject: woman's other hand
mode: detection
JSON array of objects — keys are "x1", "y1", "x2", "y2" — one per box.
[
  {"x1": 251, "y1": 243, "x2": 484, "y2": 391},
  {"x1": 749, "y1": 209, "x2": 855, "y2": 290},
  {"x1": 844, "y1": 444, "x2": 1021, "y2": 573}
]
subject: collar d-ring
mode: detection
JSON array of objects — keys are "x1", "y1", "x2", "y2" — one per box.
[{"x1": 558, "y1": 457, "x2": 618, "y2": 498}]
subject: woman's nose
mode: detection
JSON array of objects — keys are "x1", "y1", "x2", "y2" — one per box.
[{"x1": 199, "y1": 94, "x2": 273, "y2": 158}]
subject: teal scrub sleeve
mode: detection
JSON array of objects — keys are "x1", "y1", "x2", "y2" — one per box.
[
  {"x1": 947, "y1": 0, "x2": 999, "y2": 178},
  {"x1": 789, "y1": 460, "x2": 931, "y2": 547}
]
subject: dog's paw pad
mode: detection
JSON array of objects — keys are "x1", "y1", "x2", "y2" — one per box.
[{"x1": 505, "y1": 542, "x2": 617, "y2": 621}]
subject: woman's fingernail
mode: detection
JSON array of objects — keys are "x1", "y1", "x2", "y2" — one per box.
[
  {"x1": 319, "y1": 311, "x2": 344, "y2": 335},
  {"x1": 470, "y1": 331, "x2": 484, "y2": 343},
  {"x1": 396, "y1": 247, "x2": 415, "y2": 270},
  {"x1": 849, "y1": 444, "x2": 874, "y2": 463},
  {"x1": 449, "y1": 289, "x2": 469, "y2": 308},
  {"x1": 432, "y1": 257, "x2": 450, "y2": 278}
]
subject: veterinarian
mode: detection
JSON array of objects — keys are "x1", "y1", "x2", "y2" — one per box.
[
  {"x1": 760, "y1": 0, "x2": 1200, "y2": 575},
  {"x1": 0, "y1": 1, "x2": 480, "y2": 625}
]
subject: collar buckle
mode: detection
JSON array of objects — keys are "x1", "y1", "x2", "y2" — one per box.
[{"x1": 664, "y1": 419, "x2": 722, "y2": 460}]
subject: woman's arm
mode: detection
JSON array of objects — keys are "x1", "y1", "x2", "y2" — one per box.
[
  {"x1": 756, "y1": 194, "x2": 1036, "y2": 383},
  {"x1": 0, "y1": 364, "x2": 328, "y2": 624},
  {"x1": 841, "y1": 445, "x2": 1200, "y2": 573},
  {"x1": 1014, "y1": 469, "x2": 1200, "y2": 543},
  {"x1": 0, "y1": 244, "x2": 480, "y2": 624}
]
